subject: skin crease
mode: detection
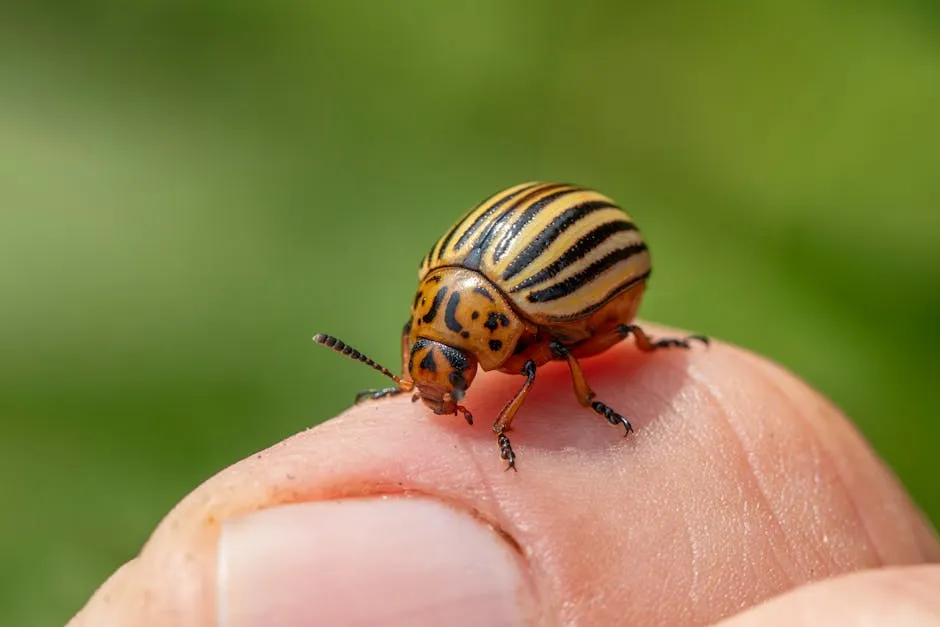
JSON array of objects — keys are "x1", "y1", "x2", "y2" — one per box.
[{"x1": 68, "y1": 323, "x2": 940, "y2": 626}]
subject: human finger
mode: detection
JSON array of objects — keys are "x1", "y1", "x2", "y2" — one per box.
[
  {"x1": 716, "y1": 565, "x2": 940, "y2": 626},
  {"x1": 69, "y1": 323, "x2": 939, "y2": 626}
]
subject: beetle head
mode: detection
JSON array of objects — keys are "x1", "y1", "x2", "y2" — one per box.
[{"x1": 408, "y1": 337, "x2": 478, "y2": 418}]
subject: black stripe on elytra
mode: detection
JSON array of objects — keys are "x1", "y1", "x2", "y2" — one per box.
[
  {"x1": 422, "y1": 286, "x2": 448, "y2": 323},
  {"x1": 491, "y1": 187, "x2": 582, "y2": 264},
  {"x1": 434, "y1": 193, "x2": 504, "y2": 262},
  {"x1": 549, "y1": 271, "x2": 651, "y2": 321},
  {"x1": 510, "y1": 220, "x2": 638, "y2": 292},
  {"x1": 444, "y1": 292, "x2": 463, "y2": 333},
  {"x1": 502, "y1": 200, "x2": 622, "y2": 281},
  {"x1": 526, "y1": 243, "x2": 648, "y2": 303},
  {"x1": 472, "y1": 285, "x2": 494, "y2": 301},
  {"x1": 420, "y1": 241, "x2": 436, "y2": 268},
  {"x1": 462, "y1": 183, "x2": 570, "y2": 271},
  {"x1": 451, "y1": 182, "x2": 542, "y2": 254},
  {"x1": 412, "y1": 291, "x2": 423, "y2": 309}
]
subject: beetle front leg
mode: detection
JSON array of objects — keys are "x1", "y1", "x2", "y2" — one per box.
[
  {"x1": 354, "y1": 320, "x2": 416, "y2": 404},
  {"x1": 491, "y1": 359, "x2": 537, "y2": 471},
  {"x1": 354, "y1": 387, "x2": 404, "y2": 403},
  {"x1": 617, "y1": 324, "x2": 708, "y2": 351}
]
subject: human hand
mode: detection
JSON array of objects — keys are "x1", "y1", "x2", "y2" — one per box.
[{"x1": 68, "y1": 324, "x2": 939, "y2": 626}]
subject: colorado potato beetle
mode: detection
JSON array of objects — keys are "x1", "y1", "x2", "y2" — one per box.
[{"x1": 315, "y1": 182, "x2": 707, "y2": 469}]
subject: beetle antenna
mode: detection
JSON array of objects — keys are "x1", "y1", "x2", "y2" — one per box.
[{"x1": 313, "y1": 333, "x2": 402, "y2": 383}]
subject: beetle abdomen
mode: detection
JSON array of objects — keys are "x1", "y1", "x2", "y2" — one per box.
[{"x1": 420, "y1": 182, "x2": 650, "y2": 323}]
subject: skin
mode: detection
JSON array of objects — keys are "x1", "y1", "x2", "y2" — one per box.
[{"x1": 68, "y1": 323, "x2": 940, "y2": 626}]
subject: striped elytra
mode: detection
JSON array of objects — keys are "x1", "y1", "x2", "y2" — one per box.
[
  {"x1": 419, "y1": 182, "x2": 650, "y2": 324},
  {"x1": 315, "y1": 182, "x2": 708, "y2": 470}
]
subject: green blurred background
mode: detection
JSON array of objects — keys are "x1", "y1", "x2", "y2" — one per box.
[{"x1": 1, "y1": 1, "x2": 938, "y2": 624}]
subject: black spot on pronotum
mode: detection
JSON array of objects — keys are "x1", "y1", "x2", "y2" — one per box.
[
  {"x1": 422, "y1": 286, "x2": 448, "y2": 323},
  {"x1": 461, "y1": 331, "x2": 470, "y2": 339},
  {"x1": 429, "y1": 275, "x2": 442, "y2": 283},
  {"x1": 419, "y1": 350, "x2": 437, "y2": 373},
  {"x1": 482, "y1": 311, "x2": 511, "y2": 332},
  {"x1": 444, "y1": 292, "x2": 463, "y2": 333},
  {"x1": 489, "y1": 339, "x2": 503, "y2": 352},
  {"x1": 484, "y1": 312, "x2": 500, "y2": 332},
  {"x1": 471, "y1": 311, "x2": 479, "y2": 320},
  {"x1": 472, "y1": 286, "x2": 495, "y2": 302}
]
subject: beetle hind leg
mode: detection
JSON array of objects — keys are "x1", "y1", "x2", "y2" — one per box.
[
  {"x1": 618, "y1": 324, "x2": 708, "y2": 352},
  {"x1": 550, "y1": 341, "x2": 634, "y2": 435}
]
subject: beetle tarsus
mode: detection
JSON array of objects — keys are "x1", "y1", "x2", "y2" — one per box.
[
  {"x1": 497, "y1": 433, "x2": 517, "y2": 471},
  {"x1": 354, "y1": 387, "x2": 402, "y2": 404},
  {"x1": 651, "y1": 334, "x2": 709, "y2": 349},
  {"x1": 548, "y1": 340, "x2": 568, "y2": 360},
  {"x1": 591, "y1": 400, "x2": 633, "y2": 435},
  {"x1": 618, "y1": 324, "x2": 709, "y2": 352},
  {"x1": 456, "y1": 405, "x2": 474, "y2": 426}
]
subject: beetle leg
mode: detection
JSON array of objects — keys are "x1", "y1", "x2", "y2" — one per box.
[
  {"x1": 354, "y1": 378, "x2": 415, "y2": 404},
  {"x1": 354, "y1": 387, "x2": 403, "y2": 403},
  {"x1": 617, "y1": 324, "x2": 709, "y2": 352},
  {"x1": 400, "y1": 319, "x2": 412, "y2": 376},
  {"x1": 550, "y1": 341, "x2": 633, "y2": 435},
  {"x1": 353, "y1": 320, "x2": 417, "y2": 404},
  {"x1": 491, "y1": 359, "x2": 536, "y2": 471}
]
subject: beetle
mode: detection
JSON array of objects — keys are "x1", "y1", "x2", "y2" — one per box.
[{"x1": 314, "y1": 182, "x2": 707, "y2": 469}]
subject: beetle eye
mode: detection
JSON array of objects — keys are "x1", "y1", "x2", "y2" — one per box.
[{"x1": 448, "y1": 371, "x2": 467, "y2": 399}]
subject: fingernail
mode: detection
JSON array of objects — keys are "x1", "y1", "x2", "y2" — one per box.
[{"x1": 218, "y1": 498, "x2": 536, "y2": 627}]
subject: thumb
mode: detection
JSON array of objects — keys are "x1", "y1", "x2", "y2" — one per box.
[
  {"x1": 716, "y1": 565, "x2": 940, "y2": 626},
  {"x1": 68, "y1": 326, "x2": 938, "y2": 626}
]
